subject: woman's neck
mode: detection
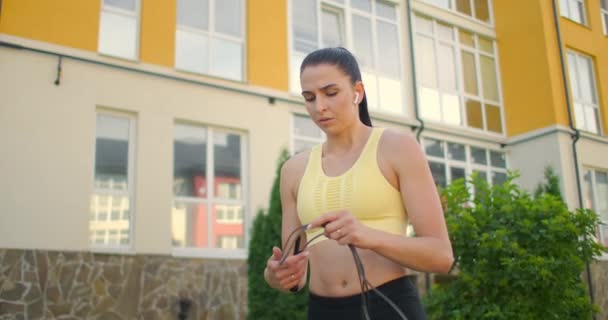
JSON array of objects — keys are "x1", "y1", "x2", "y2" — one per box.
[{"x1": 323, "y1": 123, "x2": 372, "y2": 157}]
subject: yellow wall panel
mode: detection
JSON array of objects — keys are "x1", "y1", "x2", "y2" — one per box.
[
  {"x1": 140, "y1": 0, "x2": 176, "y2": 67},
  {"x1": 247, "y1": 0, "x2": 288, "y2": 91},
  {"x1": 493, "y1": 0, "x2": 560, "y2": 136},
  {"x1": 0, "y1": 0, "x2": 100, "y2": 51}
]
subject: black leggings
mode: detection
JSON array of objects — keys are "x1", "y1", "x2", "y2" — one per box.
[{"x1": 307, "y1": 275, "x2": 427, "y2": 320}]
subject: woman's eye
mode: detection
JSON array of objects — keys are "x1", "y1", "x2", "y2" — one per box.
[
  {"x1": 327, "y1": 92, "x2": 338, "y2": 97},
  {"x1": 304, "y1": 96, "x2": 315, "y2": 102}
]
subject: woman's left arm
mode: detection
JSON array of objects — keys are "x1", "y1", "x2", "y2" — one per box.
[{"x1": 311, "y1": 131, "x2": 454, "y2": 274}]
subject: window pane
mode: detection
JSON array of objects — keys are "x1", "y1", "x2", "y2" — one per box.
[
  {"x1": 293, "y1": 0, "x2": 318, "y2": 52},
  {"x1": 362, "y1": 71, "x2": 378, "y2": 109},
  {"x1": 567, "y1": 53, "x2": 581, "y2": 100},
  {"x1": 172, "y1": 201, "x2": 208, "y2": 248},
  {"x1": 426, "y1": 0, "x2": 450, "y2": 9},
  {"x1": 459, "y1": 30, "x2": 475, "y2": 47},
  {"x1": 478, "y1": 37, "x2": 494, "y2": 54},
  {"x1": 177, "y1": 0, "x2": 208, "y2": 30},
  {"x1": 214, "y1": 132, "x2": 242, "y2": 200},
  {"x1": 448, "y1": 143, "x2": 466, "y2": 161},
  {"x1": 174, "y1": 125, "x2": 207, "y2": 198},
  {"x1": 175, "y1": 30, "x2": 209, "y2": 74},
  {"x1": 98, "y1": 11, "x2": 137, "y2": 59},
  {"x1": 451, "y1": 167, "x2": 466, "y2": 182},
  {"x1": 376, "y1": 1, "x2": 397, "y2": 20},
  {"x1": 415, "y1": 15, "x2": 433, "y2": 34},
  {"x1": 577, "y1": 55, "x2": 597, "y2": 104},
  {"x1": 322, "y1": 8, "x2": 345, "y2": 47},
  {"x1": 471, "y1": 147, "x2": 487, "y2": 165},
  {"x1": 574, "y1": 103, "x2": 586, "y2": 130},
  {"x1": 430, "y1": 162, "x2": 447, "y2": 188},
  {"x1": 473, "y1": 170, "x2": 488, "y2": 182},
  {"x1": 466, "y1": 99, "x2": 483, "y2": 129},
  {"x1": 490, "y1": 151, "x2": 506, "y2": 168},
  {"x1": 215, "y1": 0, "x2": 242, "y2": 37},
  {"x1": 600, "y1": 225, "x2": 608, "y2": 247},
  {"x1": 420, "y1": 88, "x2": 441, "y2": 121},
  {"x1": 480, "y1": 55, "x2": 498, "y2": 101},
  {"x1": 473, "y1": 0, "x2": 490, "y2": 23},
  {"x1": 583, "y1": 106, "x2": 599, "y2": 133},
  {"x1": 294, "y1": 115, "x2": 323, "y2": 138},
  {"x1": 425, "y1": 138, "x2": 444, "y2": 158},
  {"x1": 378, "y1": 76, "x2": 403, "y2": 113},
  {"x1": 352, "y1": 15, "x2": 374, "y2": 67},
  {"x1": 438, "y1": 44, "x2": 457, "y2": 90},
  {"x1": 105, "y1": 0, "x2": 136, "y2": 11},
  {"x1": 486, "y1": 104, "x2": 503, "y2": 133},
  {"x1": 437, "y1": 23, "x2": 453, "y2": 41},
  {"x1": 462, "y1": 51, "x2": 478, "y2": 95},
  {"x1": 95, "y1": 114, "x2": 130, "y2": 190},
  {"x1": 584, "y1": 170, "x2": 595, "y2": 209},
  {"x1": 352, "y1": 0, "x2": 371, "y2": 12},
  {"x1": 377, "y1": 21, "x2": 400, "y2": 77},
  {"x1": 492, "y1": 171, "x2": 507, "y2": 186},
  {"x1": 416, "y1": 35, "x2": 436, "y2": 87},
  {"x1": 442, "y1": 94, "x2": 461, "y2": 125},
  {"x1": 456, "y1": 0, "x2": 472, "y2": 16},
  {"x1": 596, "y1": 172, "x2": 608, "y2": 221},
  {"x1": 213, "y1": 204, "x2": 244, "y2": 249},
  {"x1": 90, "y1": 194, "x2": 131, "y2": 246},
  {"x1": 210, "y1": 38, "x2": 242, "y2": 81}
]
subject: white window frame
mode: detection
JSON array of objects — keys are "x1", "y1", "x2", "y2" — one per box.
[
  {"x1": 566, "y1": 50, "x2": 602, "y2": 134},
  {"x1": 420, "y1": 0, "x2": 495, "y2": 25},
  {"x1": 601, "y1": 0, "x2": 608, "y2": 35},
  {"x1": 414, "y1": 15, "x2": 505, "y2": 135},
  {"x1": 90, "y1": 110, "x2": 137, "y2": 253},
  {"x1": 421, "y1": 136, "x2": 508, "y2": 188},
  {"x1": 98, "y1": 0, "x2": 141, "y2": 61},
  {"x1": 172, "y1": 124, "x2": 249, "y2": 259},
  {"x1": 583, "y1": 168, "x2": 608, "y2": 260},
  {"x1": 175, "y1": 0, "x2": 246, "y2": 81},
  {"x1": 560, "y1": 0, "x2": 587, "y2": 25},
  {"x1": 291, "y1": 113, "x2": 327, "y2": 154},
  {"x1": 288, "y1": 0, "x2": 406, "y2": 115}
]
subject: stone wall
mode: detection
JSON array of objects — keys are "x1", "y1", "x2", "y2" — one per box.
[
  {"x1": 591, "y1": 260, "x2": 608, "y2": 320},
  {"x1": 0, "y1": 249, "x2": 247, "y2": 320}
]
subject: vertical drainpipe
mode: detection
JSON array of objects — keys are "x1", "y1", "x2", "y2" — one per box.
[
  {"x1": 405, "y1": 0, "x2": 430, "y2": 293},
  {"x1": 550, "y1": 0, "x2": 595, "y2": 317}
]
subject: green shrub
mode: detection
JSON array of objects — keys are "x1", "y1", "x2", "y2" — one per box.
[
  {"x1": 534, "y1": 166, "x2": 563, "y2": 201},
  {"x1": 425, "y1": 173, "x2": 606, "y2": 320},
  {"x1": 247, "y1": 149, "x2": 309, "y2": 320}
]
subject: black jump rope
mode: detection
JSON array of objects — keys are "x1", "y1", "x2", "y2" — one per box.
[{"x1": 280, "y1": 224, "x2": 408, "y2": 320}]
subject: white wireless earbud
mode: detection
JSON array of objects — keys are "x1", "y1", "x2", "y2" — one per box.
[{"x1": 354, "y1": 92, "x2": 359, "y2": 104}]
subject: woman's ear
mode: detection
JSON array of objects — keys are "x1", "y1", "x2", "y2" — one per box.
[{"x1": 354, "y1": 81, "x2": 364, "y2": 104}]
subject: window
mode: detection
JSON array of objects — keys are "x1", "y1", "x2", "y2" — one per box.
[
  {"x1": 172, "y1": 124, "x2": 247, "y2": 255},
  {"x1": 566, "y1": 51, "x2": 601, "y2": 134},
  {"x1": 560, "y1": 0, "x2": 587, "y2": 24},
  {"x1": 98, "y1": 0, "x2": 140, "y2": 60},
  {"x1": 415, "y1": 16, "x2": 503, "y2": 133},
  {"x1": 175, "y1": 0, "x2": 244, "y2": 81},
  {"x1": 601, "y1": 0, "x2": 608, "y2": 34},
  {"x1": 583, "y1": 169, "x2": 608, "y2": 254},
  {"x1": 423, "y1": 137, "x2": 507, "y2": 188},
  {"x1": 90, "y1": 112, "x2": 136, "y2": 249},
  {"x1": 422, "y1": 0, "x2": 492, "y2": 24},
  {"x1": 293, "y1": 114, "x2": 326, "y2": 154},
  {"x1": 291, "y1": 0, "x2": 404, "y2": 114}
]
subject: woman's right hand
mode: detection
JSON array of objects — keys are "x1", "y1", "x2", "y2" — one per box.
[{"x1": 265, "y1": 246, "x2": 309, "y2": 291}]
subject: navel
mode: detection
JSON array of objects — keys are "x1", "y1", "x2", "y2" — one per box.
[{"x1": 341, "y1": 280, "x2": 348, "y2": 288}]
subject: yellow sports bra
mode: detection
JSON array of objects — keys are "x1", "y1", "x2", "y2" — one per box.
[{"x1": 296, "y1": 127, "x2": 408, "y2": 246}]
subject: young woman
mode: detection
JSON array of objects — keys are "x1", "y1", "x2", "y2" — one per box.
[{"x1": 264, "y1": 47, "x2": 453, "y2": 319}]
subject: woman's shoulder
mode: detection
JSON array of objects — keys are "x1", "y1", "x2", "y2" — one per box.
[
  {"x1": 378, "y1": 127, "x2": 420, "y2": 153},
  {"x1": 281, "y1": 148, "x2": 314, "y2": 181}
]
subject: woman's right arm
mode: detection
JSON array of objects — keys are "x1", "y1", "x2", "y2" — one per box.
[{"x1": 264, "y1": 156, "x2": 309, "y2": 292}]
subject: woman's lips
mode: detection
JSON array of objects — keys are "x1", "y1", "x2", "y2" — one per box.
[{"x1": 319, "y1": 117, "x2": 334, "y2": 124}]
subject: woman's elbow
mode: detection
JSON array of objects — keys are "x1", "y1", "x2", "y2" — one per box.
[{"x1": 433, "y1": 246, "x2": 454, "y2": 274}]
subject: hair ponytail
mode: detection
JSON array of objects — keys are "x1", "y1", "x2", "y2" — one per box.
[{"x1": 358, "y1": 94, "x2": 372, "y2": 127}]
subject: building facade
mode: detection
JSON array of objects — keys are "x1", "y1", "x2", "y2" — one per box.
[{"x1": 0, "y1": 0, "x2": 606, "y2": 319}]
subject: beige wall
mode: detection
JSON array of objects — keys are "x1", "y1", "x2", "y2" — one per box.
[{"x1": 0, "y1": 46, "x2": 294, "y2": 254}]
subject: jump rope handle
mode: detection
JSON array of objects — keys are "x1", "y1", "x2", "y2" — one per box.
[{"x1": 289, "y1": 237, "x2": 302, "y2": 293}]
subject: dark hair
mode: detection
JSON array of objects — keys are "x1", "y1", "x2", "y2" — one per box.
[{"x1": 299, "y1": 47, "x2": 372, "y2": 127}]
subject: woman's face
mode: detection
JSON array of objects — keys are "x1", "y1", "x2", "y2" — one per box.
[{"x1": 300, "y1": 63, "x2": 363, "y2": 134}]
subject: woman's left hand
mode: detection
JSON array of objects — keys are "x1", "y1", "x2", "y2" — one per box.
[{"x1": 310, "y1": 210, "x2": 378, "y2": 249}]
